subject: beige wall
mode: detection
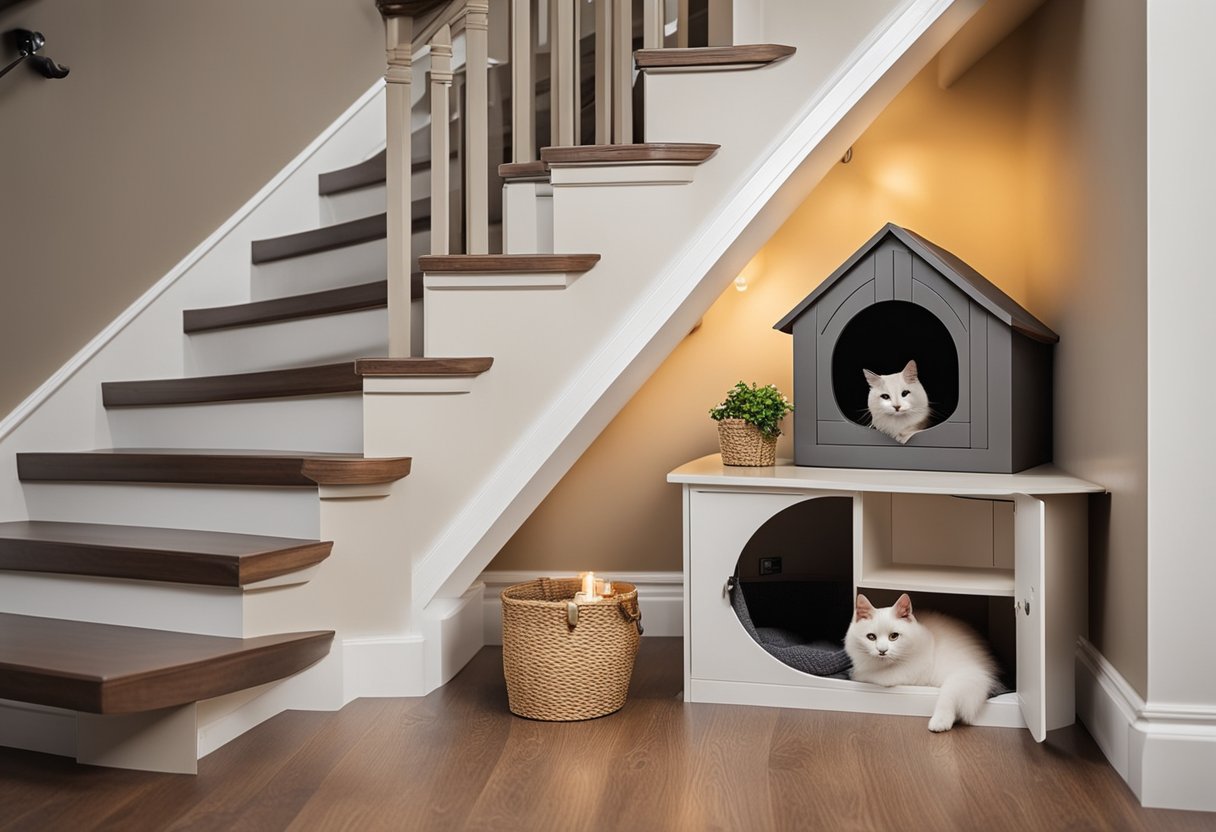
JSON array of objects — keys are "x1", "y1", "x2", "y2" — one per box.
[
  {"x1": 1020, "y1": 0, "x2": 1147, "y2": 695},
  {"x1": 0, "y1": 0, "x2": 383, "y2": 416},
  {"x1": 494, "y1": 0, "x2": 1150, "y2": 696}
]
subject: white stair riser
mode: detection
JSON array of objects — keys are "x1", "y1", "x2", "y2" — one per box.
[
  {"x1": 250, "y1": 234, "x2": 426, "y2": 301},
  {"x1": 0, "y1": 573, "x2": 249, "y2": 637},
  {"x1": 184, "y1": 308, "x2": 389, "y2": 376},
  {"x1": 22, "y1": 483, "x2": 321, "y2": 539},
  {"x1": 321, "y1": 185, "x2": 386, "y2": 225},
  {"x1": 103, "y1": 395, "x2": 363, "y2": 454}
]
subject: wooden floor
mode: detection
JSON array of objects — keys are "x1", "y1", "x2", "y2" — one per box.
[{"x1": 0, "y1": 639, "x2": 1209, "y2": 831}]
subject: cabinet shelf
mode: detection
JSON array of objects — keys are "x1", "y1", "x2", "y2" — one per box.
[{"x1": 858, "y1": 564, "x2": 1014, "y2": 597}]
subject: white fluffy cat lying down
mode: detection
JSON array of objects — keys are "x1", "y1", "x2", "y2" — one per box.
[{"x1": 845, "y1": 593, "x2": 998, "y2": 732}]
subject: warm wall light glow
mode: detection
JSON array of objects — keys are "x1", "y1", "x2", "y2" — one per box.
[{"x1": 734, "y1": 275, "x2": 749, "y2": 292}]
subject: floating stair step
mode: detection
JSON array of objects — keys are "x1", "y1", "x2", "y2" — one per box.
[
  {"x1": 103, "y1": 363, "x2": 363, "y2": 407},
  {"x1": 318, "y1": 150, "x2": 387, "y2": 196},
  {"x1": 318, "y1": 149, "x2": 460, "y2": 196},
  {"x1": 184, "y1": 281, "x2": 390, "y2": 334},
  {"x1": 103, "y1": 357, "x2": 494, "y2": 407},
  {"x1": 16, "y1": 450, "x2": 412, "y2": 487},
  {"x1": 250, "y1": 204, "x2": 428, "y2": 265},
  {"x1": 539, "y1": 143, "x2": 720, "y2": 165},
  {"x1": 417, "y1": 254, "x2": 600, "y2": 274},
  {"x1": 634, "y1": 44, "x2": 796, "y2": 69},
  {"x1": 0, "y1": 612, "x2": 333, "y2": 714},
  {"x1": 0, "y1": 520, "x2": 332, "y2": 587}
]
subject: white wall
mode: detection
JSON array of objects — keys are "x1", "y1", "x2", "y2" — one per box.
[{"x1": 1145, "y1": 0, "x2": 1216, "y2": 708}]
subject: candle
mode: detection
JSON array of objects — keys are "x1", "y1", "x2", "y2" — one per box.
[
  {"x1": 574, "y1": 571, "x2": 599, "y2": 603},
  {"x1": 599, "y1": 581, "x2": 614, "y2": 598}
]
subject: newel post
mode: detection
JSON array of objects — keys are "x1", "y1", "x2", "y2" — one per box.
[{"x1": 376, "y1": 1, "x2": 414, "y2": 355}]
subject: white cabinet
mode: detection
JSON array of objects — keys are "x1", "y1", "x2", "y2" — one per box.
[{"x1": 670, "y1": 456, "x2": 1101, "y2": 740}]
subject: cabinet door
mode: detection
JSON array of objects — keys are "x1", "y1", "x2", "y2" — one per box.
[{"x1": 1014, "y1": 494, "x2": 1046, "y2": 742}]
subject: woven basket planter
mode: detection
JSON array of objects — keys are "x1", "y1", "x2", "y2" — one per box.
[
  {"x1": 717, "y1": 419, "x2": 778, "y2": 466},
  {"x1": 501, "y1": 577, "x2": 642, "y2": 721}
]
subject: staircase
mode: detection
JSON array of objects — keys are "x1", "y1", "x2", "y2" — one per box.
[{"x1": 0, "y1": 0, "x2": 980, "y2": 772}]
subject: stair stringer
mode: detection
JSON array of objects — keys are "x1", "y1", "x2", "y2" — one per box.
[{"x1": 367, "y1": 0, "x2": 983, "y2": 692}]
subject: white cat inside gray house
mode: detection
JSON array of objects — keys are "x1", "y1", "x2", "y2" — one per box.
[
  {"x1": 845, "y1": 593, "x2": 999, "y2": 732},
  {"x1": 863, "y1": 359, "x2": 931, "y2": 443}
]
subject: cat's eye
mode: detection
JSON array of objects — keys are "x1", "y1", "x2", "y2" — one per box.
[
  {"x1": 901, "y1": 390, "x2": 910, "y2": 397},
  {"x1": 889, "y1": 632, "x2": 899, "y2": 640},
  {"x1": 866, "y1": 633, "x2": 877, "y2": 640},
  {"x1": 879, "y1": 394, "x2": 890, "y2": 400}
]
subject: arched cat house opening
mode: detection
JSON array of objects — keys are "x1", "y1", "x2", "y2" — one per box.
[
  {"x1": 775, "y1": 223, "x2": 1059, "y2": 474},
  {"x1": 729, "y1": 496, "x2": 854, "y2": 677}
]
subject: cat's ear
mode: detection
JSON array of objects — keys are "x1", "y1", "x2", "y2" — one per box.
[
  {"x1": 902, "y1": 360, "x2": 919, "y2": 383},
  {"x1": 863, "y1": 369, "x2": 881, "y2": 388},
  {"x1": 894, "y1": 593, "x2": 914, "y2": 619},
  {"x1": 855, "y1": 594, "x2": 875, "y2": 620}
]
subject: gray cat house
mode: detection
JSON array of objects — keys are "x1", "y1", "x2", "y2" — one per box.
[{"x1": 774, "y1": 223, "x2": 1057, "y2": 474}]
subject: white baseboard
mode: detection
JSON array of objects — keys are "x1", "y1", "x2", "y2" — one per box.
[
  {"x1": 1076, "y1": 638, "x2": 1216, "y2": 812},
  {"x1": 479, "y1": 570, "x2": 684, "y2": 644}
]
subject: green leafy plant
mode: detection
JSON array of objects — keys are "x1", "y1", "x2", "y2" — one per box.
[{"x1": 709, "y1": 381, "x2": 794, "y2": 439}]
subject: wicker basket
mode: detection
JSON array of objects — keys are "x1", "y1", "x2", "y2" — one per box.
[
  {"x1": 717, "y1": 418, "x2": 778, "y2": 466},
  {"x1": 501, "y1": 577, "x2": 642, "y2": 721}
]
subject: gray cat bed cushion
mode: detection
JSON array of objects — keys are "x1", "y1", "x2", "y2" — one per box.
[{"x1": 730, "y1": 582, "x2": 852, "y2": 678}]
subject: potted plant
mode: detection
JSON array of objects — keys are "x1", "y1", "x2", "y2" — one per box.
[{"x1": 709, "y1": 381, "x2": 794, "y2": 466}]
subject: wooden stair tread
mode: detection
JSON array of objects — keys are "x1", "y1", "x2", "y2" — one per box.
[
  {"x1": 634, "y1": 44, "x2": 796, "y2": 69},
  {"x1": 498, "y1": 160, "x2": 550, "y2": 181},
  {"x1": 355, "y1": 357, "x2": 494, "y2": 376},
  {"x1": 103, "y1": 363, "x2": 363, "y2": 407},
  {"x1": 417, "y1": 254, "x2": 600, "y2": 273},
  {"x1": 184, "y1": 281, "x2": 390, "y2": 333},
  {"x1": 103, "y1": 358, "x2": 495, "y2": 407},
  {"x1": 0, "y1": 520, "x2": 332, "y2": 587},
  {"x1": 250, "y1": 206, "x2": 428, "y2": 265},
  {"x1": 17, "y1": 450, "x2": 412, "y2": 487},
  {"x1": 0, "y1": 612, "x2": 333, "y2": 714},
  {"x1": 540, "y1": 143, "x2": 720, "y2": 165}
]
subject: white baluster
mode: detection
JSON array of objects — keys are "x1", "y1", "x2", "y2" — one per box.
[
  {"x1": 430, "y1": 24, "x2": 453, "y2": 256},
  {"x1": 612, "y1": 0, "x2": 632, "y2": 143},
  {"x1": 643, "y1": 0, "x2": 664, "y2": 49},
  {"x1": 378, "y1": 6, "x2": 412, "y2": 355},
  {"x1": 511, "y1": 0, "x2": 535, "y2": 162},
  {"x1": 677, "y1": 0, "x2": 690, "y2": 48},
  {"x1": 595, "y1": 0, "x2": 613, "y2": 144},
  {"x1": 465, "y1": 0, "x2": 490, "y2": 254},
  {"x1": 707, "y1": 0, "x2": 733, "y2": 46},
  {"x1": 550, "y1": 0, "x2": 576, "y2": 146}
]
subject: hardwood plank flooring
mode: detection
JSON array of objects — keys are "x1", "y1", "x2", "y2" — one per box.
[{"x1": 0, "y1": 639, "x2": 1208, "y2": 831}]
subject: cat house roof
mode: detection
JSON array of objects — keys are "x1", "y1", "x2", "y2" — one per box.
[{"x1": 773, "y1": 223, "x2": 1059, "y2": 344}]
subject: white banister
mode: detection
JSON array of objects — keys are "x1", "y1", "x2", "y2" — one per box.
[
  {"x1": 464, "y1": 0, "x2": 490, "y2": 254},
  {"x1": 429, "y1": 24, "x2": 453, "y2": 255},
  {"x1": 510, "y1": 0, "x2": 534, "y2": 161},
  {"x1": 378, "y1": 6, "x2": 413, "y2": 355}
]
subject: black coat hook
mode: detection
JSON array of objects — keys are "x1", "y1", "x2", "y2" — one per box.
[{"x1": 0, "y1": 29, "x2": 70, "y2": 81}]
